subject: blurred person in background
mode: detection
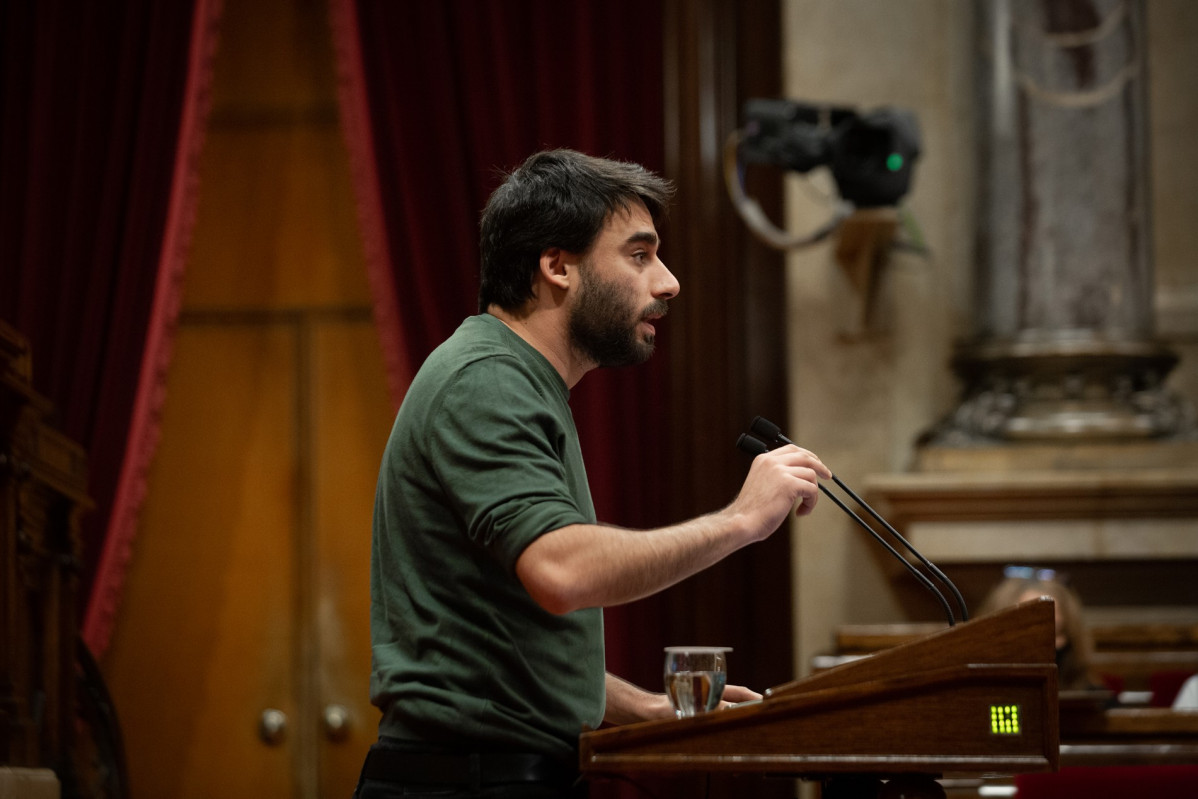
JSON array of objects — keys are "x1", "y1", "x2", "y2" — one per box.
[{"x1": 979, "y1": 566, "x2": 1104, "y2": 693}]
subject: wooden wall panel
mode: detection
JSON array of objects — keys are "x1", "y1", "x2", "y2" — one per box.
[
  {"x1": 654, "y1": 0, "x2": 791, "y2": 694},
  {"x1": 183, "y1": 125, "x2": 367, "y2": 310}
]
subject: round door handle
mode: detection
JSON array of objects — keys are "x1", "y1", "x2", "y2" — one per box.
[
  {"x1": 323, "y1": 703, "x2": 351, "y2": 741},
  {"x1": 258, "y1": 708, "x2": 288, "y2": 745}
]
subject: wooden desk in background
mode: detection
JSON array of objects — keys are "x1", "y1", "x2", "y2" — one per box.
[{"x1": 1059, "y1": 696, "x2": 1198, "y2": 766}]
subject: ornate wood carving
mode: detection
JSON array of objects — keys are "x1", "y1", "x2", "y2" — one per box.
[{"x1": 0, "y1": 320, "x2": 91, "y2": 772}]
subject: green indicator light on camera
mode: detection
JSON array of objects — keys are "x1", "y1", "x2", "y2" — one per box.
[{"x1": 886, "y1": 153, "x2": 904, "y2": 172}]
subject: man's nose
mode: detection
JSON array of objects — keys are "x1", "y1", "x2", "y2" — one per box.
[{"x1": 655, "y1": 261, "x2": 680, "y2": 300}]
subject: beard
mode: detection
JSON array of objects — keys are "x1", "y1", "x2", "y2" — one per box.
[{"x1": 568, "y1": 266, "x2": 668, "y2": 368}]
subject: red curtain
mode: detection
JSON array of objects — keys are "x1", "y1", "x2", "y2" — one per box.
[
  {"x1": 331, "y1": 0, "x2": 671, "y2": 678},
  {"x1": 0, "y1": 0, "x2": 222, "y2": 654}
]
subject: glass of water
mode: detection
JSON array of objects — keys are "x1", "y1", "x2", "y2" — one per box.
[{"x1": 664, "y1": 646, "x2": 730, "y2": 718}]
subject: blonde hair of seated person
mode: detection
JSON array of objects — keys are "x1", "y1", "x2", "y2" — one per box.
[{"x1": 978, "y1": 575, "x2": 1101, "y2": 692}]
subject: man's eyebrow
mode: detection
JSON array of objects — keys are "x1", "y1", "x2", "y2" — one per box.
[{"x1": 625, "y1": 231, "x2": 659, "y2": 247}]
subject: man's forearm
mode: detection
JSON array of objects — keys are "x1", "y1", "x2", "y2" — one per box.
[
  {"x1": 604, "y1": 672, "x2": 673, "y2": 725},
  {"x1": 516, "y1": 512, "x2": 751, "y2": 614},
  {"x1": 517, "y1": 444, "x2": 830, "y2": 615}
]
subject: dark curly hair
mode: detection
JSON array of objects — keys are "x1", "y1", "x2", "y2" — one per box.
[{"x1": 478, "y1": 149, "x2": 674, "y2": 313}]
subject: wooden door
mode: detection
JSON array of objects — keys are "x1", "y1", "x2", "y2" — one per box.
[
  {"x1": 312, "y1": 321, "x2": 389, "y2": 797},
  {"x1": 100, "y1": 0, "x2": 392, "y2": 796},
  {"x1": 105, "y1": 324, "x2": 302, "y2": 798},
  {"x1": 104, "y1": 315, "x2": 389, "y2": 799}
]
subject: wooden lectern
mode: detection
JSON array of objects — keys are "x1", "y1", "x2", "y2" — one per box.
[{"x1": 581, "y1": 599, "x2": 1059, "y2": 789}]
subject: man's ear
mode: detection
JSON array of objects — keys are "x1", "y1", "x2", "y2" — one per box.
[{"x1": 539, "y1": 247, "x2": 572, "y2": 291}]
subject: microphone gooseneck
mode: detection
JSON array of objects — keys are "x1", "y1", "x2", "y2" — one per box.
[{"x1": 738, "y1": 417, "x2": 969, "y2": 626}]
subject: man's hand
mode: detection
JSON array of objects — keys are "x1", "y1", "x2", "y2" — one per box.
[
  {"x1": 605, "y1": 674, "x2": 764, "y2": 724},
  {"x1": 726, "y1": 444, "x2": 831, "y2": 541},
  {"x1": 717, "y1": 683, "x2": 763, "y2": 709}
]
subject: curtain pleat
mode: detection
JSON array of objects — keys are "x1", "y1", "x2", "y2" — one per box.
[
  {"x1": 81, "y1": 0, "x2": 224, "y2": 657},
  {"x1": 329, "y1": 0, "x2": 414, "y2": 405},
  {"x1": 0, "y1": 1, "x2": 221, "y2": 648}
]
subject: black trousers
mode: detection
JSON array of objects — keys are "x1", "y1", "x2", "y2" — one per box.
[
  {"x1": 355, "y1": 780, "x2": 586, "y2": 799},
  {"x1": 352, "y1": 741, "x2": 588, "y2": 799}
]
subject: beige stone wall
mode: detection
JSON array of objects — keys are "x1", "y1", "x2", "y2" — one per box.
[
  {"x1": 780, "y1": 0, "x2": 1198, "y2": 676},
  {"x1": 1149, "y1": 0, "x2": 1198, "y2": 396}
]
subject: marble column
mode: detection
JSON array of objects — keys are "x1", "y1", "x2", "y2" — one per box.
[{"x1": 936, "y1": 0, "x2": 1190, "y2": 442}]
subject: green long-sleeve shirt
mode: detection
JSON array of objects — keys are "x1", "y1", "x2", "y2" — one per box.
[{"x1": 370, "y1": 313, "x2": 603, "y2": 759}]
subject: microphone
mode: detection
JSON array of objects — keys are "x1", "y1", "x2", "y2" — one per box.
[
  {"x1": 738, "y1": 416, "x2": 969, "y2": 626},
  {"x1": 735, "y1": 433, "x2": 771, "y2": 456}
]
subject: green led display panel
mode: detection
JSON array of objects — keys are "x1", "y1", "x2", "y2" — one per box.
[{"x1": 990, "y1": 704, "x2": 1021, "y2": 735}]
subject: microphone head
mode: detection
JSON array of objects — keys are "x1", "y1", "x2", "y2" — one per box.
[
  {"x1": 750, "y1": 416, "x2": 785, "y2": 442},
  {"x1": 736, "y1": 433, "x2": 771, "y2": 456}
]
